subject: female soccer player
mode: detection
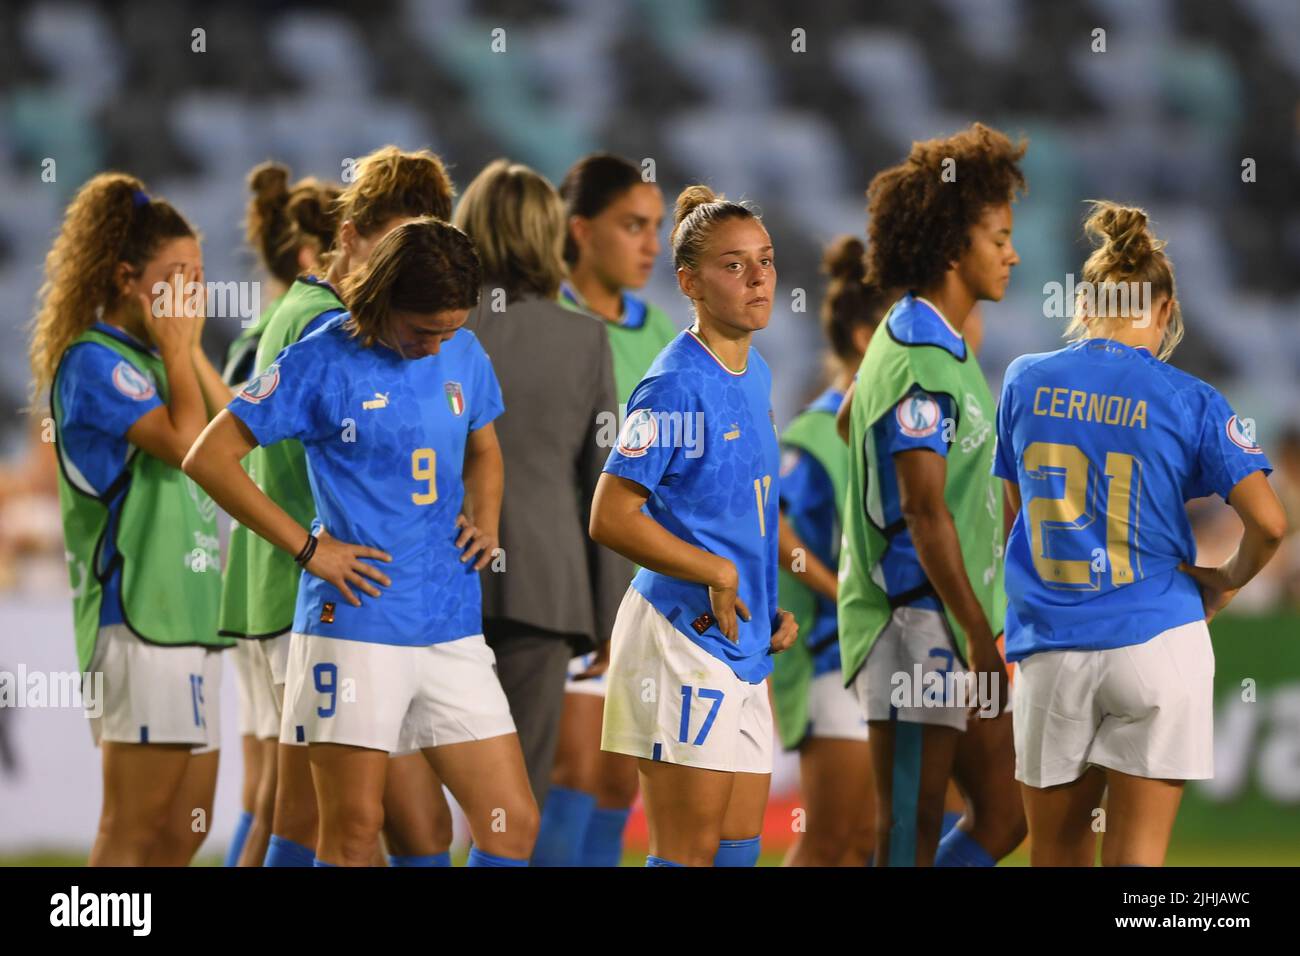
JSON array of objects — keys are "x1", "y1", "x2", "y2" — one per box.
[
  {"x1": 224, "y1": 146, "x2": 457, "y2": 866},
  {"x1": 839, "y1": 123, "x2": 1029, "y2": 867},
  {"x1": 590, "y1": 185, "x2": 798, "y2": 867},
  {"x1": 184, "y1": 218, "x2": 539, "y2": 867},
  {"x1": 534, "y1": 152, "x2": 675, "y2": 867},
  {"x1": 223, "y1": 161, "x2": 339, "y2": 867},
  {"x1": 774, "y1": 236, "x2": 888, "y2": 866},
  {"x1": 995, "y1": 202, "x2": 1285, "y2": 866},
  {"x1": 32, "y1": 173, "x2": 231, "y2": 865}
]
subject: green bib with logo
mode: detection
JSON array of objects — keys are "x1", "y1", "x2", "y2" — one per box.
[
  {"x1": 558, "y1": 293, "x2": 677, "y2": 407},
  {"x1": 221, "y1": 290, "x2": 285, "y2": 386},
  {"x1": 772, "y1": 407, "x2": 849, "y2": 749},
  {"x1": 53, "y1": 330, "x2": 228, "y2": 671},
  {"x1": 837, "y1": 324, "x2": 1005, "y2": 685},
  {"x1": 218, "y1": 277, "x2": 344, "y2": 638}
]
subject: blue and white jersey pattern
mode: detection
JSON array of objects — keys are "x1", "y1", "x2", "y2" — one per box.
[{"x1": 228, "y1": 316, "x2": 504, "y2": 646}]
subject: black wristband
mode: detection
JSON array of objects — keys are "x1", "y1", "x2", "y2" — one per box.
[{"x1": 294, "y1": 532, "x2": 318, "y2": 567}]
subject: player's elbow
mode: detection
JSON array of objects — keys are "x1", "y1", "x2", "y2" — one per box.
[
  {"x1": 1251, "y1": 505, "x2": 1288, "y2": 549},
  {"x1": 589, "y1": 504, "x2": 613, "y2": 548},
  {"x1": 180, "y1": 444, "x2": 201, "y2": 482},
  {"x1": 180, "y1": 435, "x2": 210, "y2": 485}
]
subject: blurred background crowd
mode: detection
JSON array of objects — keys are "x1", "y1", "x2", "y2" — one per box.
[{"x1": 0, "y1": 0, "x2": 1297, "y2": 615}]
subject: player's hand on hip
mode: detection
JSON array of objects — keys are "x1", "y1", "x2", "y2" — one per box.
[
  {"x1": 1179, "y1": 562, "x2": 1238, "y2": 622},
  {"x1": 454, "y1": 514, "x2": 498, "y2": 571},
  {"x1": 573, "y1": 641, "x2": 610, "y2": 680},
  {"x1": 708, "y1": 561, "x2": 749, "y2": 643},
  {"x1": 966, "y1": 624, "x2": 1010, "y2": 717},
  {"x1": 305, "y1": 529, "x2": 392, "y2": 606},
  {"x1": 769, "y1": 609, "x2": 798, "y2": 654}
]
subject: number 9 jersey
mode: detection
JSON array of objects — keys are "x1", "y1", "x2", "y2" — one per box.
[
  {"x1": 994, "y1": 338, "x2": 1271, "y2": 662},
  {"x1": 228, "y1": 316, "x2": 504, "y2": 647}
]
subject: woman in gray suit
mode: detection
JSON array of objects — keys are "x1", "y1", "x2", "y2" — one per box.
[{"x1": 454, "y1": 159, "x2": 631, "y2": 810}]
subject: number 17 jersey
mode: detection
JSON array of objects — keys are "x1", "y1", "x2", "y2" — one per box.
[
  {"x1": 603, "y1": 330, "x2": 781, "y2": 684},
  {"x1": 994, "y1": 338, "x2": 1271, "y2": 661}
]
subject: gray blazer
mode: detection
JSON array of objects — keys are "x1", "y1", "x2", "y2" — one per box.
[{"x1": 466, "y1": 290, "x2": 632, "y2": 654}]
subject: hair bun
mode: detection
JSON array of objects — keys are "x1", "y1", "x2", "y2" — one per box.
[
  {"x1": 249, "y1": 162, "x2": 290, "y2": 204},
  {"x1": 673, "y1": 184, "x2": 721, "y2": 229},
  {"x1": 1084, "y1": 200, "x2": 1159, "y2": 274},
  {"x1": 823, "y1": 235, "x2": 867, "y2": 282}
]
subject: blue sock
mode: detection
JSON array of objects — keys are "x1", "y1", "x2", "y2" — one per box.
[
  {"x1": 388, "y1": 852, "x2": 451, "y2": 867},
  {"x1": 713, "y1": 836, "x2": 761, "y2": 867},
  {"x1": 531, "y1": 786, "x2": 597, "y2": 866},
  {"x1": 224, "y1": 811, "x2": 253, "y2": 867},
  {"x1": 263, "y1": 834, "x2": 315, "y2": 868},
  {"x1": 941, "y1": 811, "x2": 962, "y2": 839},
  {"x1": 934, "y1": 826, "x2": 996, "y2": 867},
  {"x1": 467, "y1": 847, "x2": 528, "y2": 867},
  {"x1": 580, "y1": 806, "x2": 631, "y2": 867},
  {"x1": 312, "y1": 858, "x2": 337, "y2": 867},
  {"x1": 645, "y1": 855, "x2": 684, "y2": 867}
]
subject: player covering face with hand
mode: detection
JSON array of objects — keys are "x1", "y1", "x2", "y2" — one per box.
[{"x1": 184, "y1": 219, "x2": 539, "y2": 866}]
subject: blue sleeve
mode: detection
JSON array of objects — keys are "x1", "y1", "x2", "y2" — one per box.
[
  {"x1": 882, "y1": 387, "x2": 952, "y2": 458},
  {"x1": 226, "y1": 339, "x2": 329, "y2": 446},
  {"x1": 299, "y1": 307, "x2": 345, "y2": 342},
  {"x1": 602, "y1": 372, "x2": 693, "y2": 493},
  {"x1": 59, "y1": 343, "x2": 163, "y2": 440},
  {"x1": 467, "y1": 336, "x2": 504, "y2": 431},
  {"x1": 1186, "y1": 386, "x2": 1272, "y2": 502},
  {"x1": 993, "y1": 378, "x2": 1017, "y2": 481},
  {"x1": 778, "y1": 448, "x2": 833, "y2": 517}
]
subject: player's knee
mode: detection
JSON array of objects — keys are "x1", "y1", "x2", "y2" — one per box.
[
  {"x1": 329, "y1": 805, "x2": 385, "y2": 863},
  {"x1": 595, "y1": 774, "x2": 638, "y2": 809}
]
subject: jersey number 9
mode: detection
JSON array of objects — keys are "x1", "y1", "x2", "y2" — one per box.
[
  {"x1": 411, "y1": 448, "x2": 437, "y2": 505},
  {"x1": 1025, "y1": 441, "x2": 1140, "y2": 590}
]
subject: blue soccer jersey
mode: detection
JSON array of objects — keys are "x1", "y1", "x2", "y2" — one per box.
[
  {"x1": 55, "y1": 322, "x2": 165, "y2": 628},
  {"x1": 778, "y1": 387, "x2": 844, "y2": 676},
  {"x1": 868, "y1": 297, "x2": 962, "y2": 610},
  {"x1": 994, "y1": 338, "x2": 1272, "y2": 661},
  {"x1": 603, "y1": 329, "x2": 781, "y2": 683},
  {"x1": 228, "y1": 316, "x2": 504, "y2": 646}
]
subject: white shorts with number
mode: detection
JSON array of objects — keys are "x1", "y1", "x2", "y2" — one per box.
[
  {"x1": 1013, "y1": 619, "x2": 1214, "y2": 788},
  {"x1": 232, "y1": 639, "x2": 281, "y2": 740},
  {"x1": 851, "y1": 606, "x2": 971, "y2": 731},
  {"x1": 87, "y1": 624, "x2": 222, "y2": 752},
  {"x1": 601, "y1": 587, "x2": 773, "y2": 774},
  {"x1": 279, "y1": 631, "x2": 516, "y2": 754},
  {"x1": 808, "y1": 670, "x2": 870, "y2": 741},
  {"x1": 565, "y1": 651, "x2": 608, "y2": 698}
]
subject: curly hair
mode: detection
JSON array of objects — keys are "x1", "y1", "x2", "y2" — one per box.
[
  {"x1": 29, "y1": 173, "x2": 195, "y2": 400},
  {"x1": 866, "y1": 122, "x2": 1026, "y2": 291},
  {"x1": 341, "y1": 218, "x2": 482, "y2": 348},
  {"x1": 332, "y1": 145, "x2": 455, "y2": 241},
  {"x1": 245, "y1": 161, "x2": 341, "y2": 286}
]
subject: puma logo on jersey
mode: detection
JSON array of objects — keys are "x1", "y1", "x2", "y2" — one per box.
[
  {"x1": 724, "y1": 423, "x2": 741, "y2": 440},
  {"x1": 362, "y1": 392, "x2": 390, "y2": 410}
]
